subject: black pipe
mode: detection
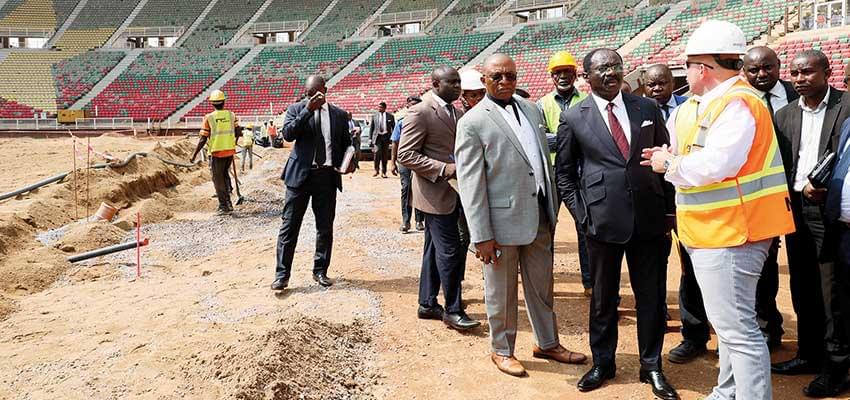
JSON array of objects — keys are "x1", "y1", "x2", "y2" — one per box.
[{"x1": 67, "y1": 238, "x2": 149, "y2": 263}]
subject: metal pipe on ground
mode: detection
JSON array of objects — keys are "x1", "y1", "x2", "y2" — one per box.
[{"x1": 67, "y1": 238, "x2": 149, "y2": 263}]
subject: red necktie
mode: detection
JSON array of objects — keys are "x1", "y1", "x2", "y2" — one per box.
[{"x1": 607, "y1": 102, "x2": 630, "y2": 159}]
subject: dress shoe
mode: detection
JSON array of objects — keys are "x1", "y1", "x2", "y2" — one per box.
[
  {"x1": 640, "y1": 370, "x2": 679, "y2": 400},
  {"x1": 443, "y1": 311, "x2": 481, "y2": 331},
  {"x1": 667, "y1": 341, "x2": 707, "y2": 364},
  {"x1": 417, "y1": 304, "x2": 444, "y2": 320},
  {"x1": 416, "y1": 221, "x2": 425, "y2": 231},
  {"x1": 312, "y1": 273, "x2": 333, "y2": 287},
  {"x1": 400, "y1": 223, "x2": 410, "y2": 233},
  {"x1": 381, "y1": 173, "x2": 388, "y2": 178},
  {"x1": 270, "y1": 278, "x2": 288, "y2": 290},
  {"x1": 491, "y1": 353, "x2": 526, "y2": 377},
  {"x1": 772, "y1": 357, "x2": 821, "y2": 375},
  {"x1": 532, "y1": 344, "x2": 587, "y2": 364},
  {"x1": 803, "y1": 371, "x2": 850, "y2": 398},
  {"x1": 577, "y1": 364, "x2": 616, "y2": 392}
]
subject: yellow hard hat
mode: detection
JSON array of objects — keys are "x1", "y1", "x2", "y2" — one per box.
[
  {"x1": 547, "y1": 51, "x2": 578, "y2": 73},
  {"x1": 209, "y1": 90, "x2": 226, "y2": 102},
  {"x1": 246, "y1": 123, "x2": 253, "y2": 129}
]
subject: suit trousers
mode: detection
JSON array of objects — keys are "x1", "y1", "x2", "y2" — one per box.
[
  {"x1": 786, "y1": 193, "x2": 827, "y2": 362},
  {"x1": 576, "y1": 222, "x2": 591, "y2": 289},
  {"x1": 586, "y1": 235, "x2": 667, "y2": 371},
  {"x1": 419, "y1": 205, "x2": 466, "y2": 313},
  {"x1": 824, "y1": 223, "x2": 850, "y2": 369},
  {"x1": 667, "y1": 238, "x2": 710, "y2": 345},
  {"x1": 210, "y1": 156, "x2": 233, "y2": 210},
  {"x1": 755, "y1": 238, "x2": 784, "y2": 340},
  {"x1": 484, "y1": 204, "x2": 559, "y2": 356},
  {"x1": 688, "y1": 239, "x2": 772, "y2": 400},
  {"x1": 398, "y1": 165, "x2": 423, "y2": 226},
  {"x1": 373, "y1": 135, "x2": 390, "y2": 174},
  {"x1": 275, "y1": 168, "x2": 337, "y2": 281}
]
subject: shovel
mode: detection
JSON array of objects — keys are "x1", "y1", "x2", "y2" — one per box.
[{"x1": 231, "y1": 160, "x2": 245, "y2": 205}]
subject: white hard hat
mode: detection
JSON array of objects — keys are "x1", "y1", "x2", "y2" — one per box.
[
  {"x1": 460, "y1": 69, "x2": 485, "y2": 91},
  {"x1": 685, "y1": 20, "x2": 747, "y2": 56}
]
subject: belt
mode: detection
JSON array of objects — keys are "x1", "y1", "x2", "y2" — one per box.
[{"x1": 310, "y1": 165, "x2": 333, "y2": 171}]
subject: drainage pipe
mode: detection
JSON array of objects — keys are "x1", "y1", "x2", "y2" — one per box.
[{"x1": 67, "y1": 238, "x2": 149, "y2": 263}]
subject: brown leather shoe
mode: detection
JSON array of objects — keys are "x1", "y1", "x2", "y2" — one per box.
[
  {"x1": 532, "y1": 344, "x2": 588, "y2": 364},
  {"x1": 491, "y1": 353, "x2": 526, "y2": 377}
]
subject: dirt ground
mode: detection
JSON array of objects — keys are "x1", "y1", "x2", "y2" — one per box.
[{"x1": 0, "y1": 135, "x2": 842, "y2": 399}]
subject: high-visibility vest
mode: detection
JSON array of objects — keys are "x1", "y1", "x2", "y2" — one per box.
[
  {"x1": 206, "y1": 110, "x2": 236, "y2": 155},
  {"x1": 673, "y1": 80, "x2": 795, "y2": 248},
  {"x1": 538, "y1": 90, "x2": 586, "y2": 133}
]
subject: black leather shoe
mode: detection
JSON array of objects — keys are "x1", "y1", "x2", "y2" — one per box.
[
  {"x1": 443, "y1": 311, "x2": 480, "y2": 331},
  {"x1": 416, "y1": 221, "x2": 425, "y2": 231},
  {"x1": 400, "y1": 223, "x2": 410, "y2": 233},
  {"x1": 772, "y1": 357, "x2": 821, "y2": 375},
  {"x1": 668, "y1": 341, "x2": 707, "y2": 364},
  {"x1": 577, "y1": 364, "x2": 616, "y2": 392},
  {"x1": 313, "y1": 273, "x2": 333, "y2": 287},
  {"x1": 803, "y1": 372, "x2": 850, "y2": 398},
  {"x1": 417, "y1": 304, "x2": 444, "y2": 320},
  {"x1": 640, "y1": 370, "x2": 679, "y2": 400},
  {"x1": 270, "y1": 278, "x2": 288, "y2": 290}
]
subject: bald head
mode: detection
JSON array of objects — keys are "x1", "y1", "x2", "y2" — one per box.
[
  {"x1": 743, "y1": 46, "x2": 780, "y2": 92},
  {"x1": 482, "y1": 53, "x2": 517, "y2": 101},
  {"x1": 430, "y1": 65, "x2": 461, "y2": 103},
  {"x1": 305, "y1": 75, "x2": 327, "y2": 97},
  {"x1": 644, "y1": 64, "x2": 675, "y2": 104}
]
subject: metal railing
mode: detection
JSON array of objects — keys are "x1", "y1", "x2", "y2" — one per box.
[
  {"x1": 0, "y1": 27, "x2": 54, "y2": 38},
  {"x1": 250, "y1": 20, "x2": 308, "y2": 34},
  {"x1": 374, "y1": 9, "x2": 438, "y2": 25},
  {"x1": 74, "y1": 118, "x2": 134, "y2": 129},
  {"x1": 182, "y1": 115, "x2": 283, "y2": 129},
  {"x1": 508, "y1": 0, "x2": 577, "y2": 12},
  {"x1": 0, "y1": 118, "x2": 58, "y2": 130},
  {"x1": 122, "y1": 26, "x2": 185, "y2": 38}
]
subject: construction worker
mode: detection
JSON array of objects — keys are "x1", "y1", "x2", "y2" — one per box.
[
  {"x1": 642, "y1": 20, "x2": 795, "y2": 400},
  {"x1": 239, "y1": 123, "x2": 254, "y2": 171},
  {"x1": 459, "y1": 68, "x2": 485, "y2": 112},
  {"x1": 190, "y1": 90, "x2": 242, "y2": 214}
]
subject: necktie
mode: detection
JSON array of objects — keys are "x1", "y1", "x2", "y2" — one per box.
[
  {"x1": 661, "y1": 104, "x2": 670, "y2": 120},
  {"x1": 445, "y1": 104, "x2": 455, "y2": 123},
  {"x1": 607, "y1": 103, "x2": 630, "y2": 159},
  {"x1": 314, "y1": 108, "x2": 326, "y2": 166},
  {"x1": 763, "y1": 92, "x2": 775, "y2": 116},
  {"x1": 825, "y1": 142, "x2": 850, "y2": 222},
  {"x1": 380, "y1": 113, "x2": 386, "y2": 133}
]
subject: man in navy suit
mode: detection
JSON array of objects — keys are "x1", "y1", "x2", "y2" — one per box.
[
  {"x1": 272, "y1": 75, "x2": 353, "y2": 291},
  {"x1": 644, "y1": 64, "x2": 687, "y2": 120}
]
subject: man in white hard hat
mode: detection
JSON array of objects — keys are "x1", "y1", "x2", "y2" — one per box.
[
  {"x1": 642, "y1": 20, "x2": 795, "y2": 400},
  {"x1": 459, "y1": 68, "x2": 485, "y2": 112}
]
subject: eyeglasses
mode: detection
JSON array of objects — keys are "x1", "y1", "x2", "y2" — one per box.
[
  {"x1": 591, "y1": 63, "x2": 623, "y2": 74},
  {"x1": 488, "y1": 72, "x2": 518, "y2": 82},
  {"x1": 686, "y1": 61, "x2": 715, "y2": 70}
]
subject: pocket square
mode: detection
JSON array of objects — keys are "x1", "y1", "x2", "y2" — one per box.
[{"x1": 641, "y1": 120, "x2": 653, "y2": 127}]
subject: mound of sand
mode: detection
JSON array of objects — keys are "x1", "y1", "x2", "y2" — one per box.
[
  {"x1": 184, "y1": 317, "x2": 377, "y2": 400},
  {"x1": 55, "y1": 221, "x2": 127, "y2": 253}
]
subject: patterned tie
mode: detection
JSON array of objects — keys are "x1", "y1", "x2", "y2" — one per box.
[
  {"x1": 314, "y1": 108, "x2": 326, "y2": 166},
  {"x1": 825, "y1": 142, "x2": 850, "y2": 222},
  {"x1": 607, "y1": 102, "x2": 630, "y2": 159}
]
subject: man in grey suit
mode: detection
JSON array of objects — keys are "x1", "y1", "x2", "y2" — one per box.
[{"x1": 455, "y1": 54, "x2": 587, "y2": 377}]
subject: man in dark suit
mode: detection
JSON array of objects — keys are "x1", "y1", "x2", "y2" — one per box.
[
  {"x1": 398, "y1": 66, "x2": 479, "y2": 331},
  {"x1": 371, "y1": 102, "x2": 395, "y2": 178},
  {"x1": 557, "y1": 48, "x2": 677, "y2": 400},
  {"x1": 271, "y1": 75, "x2": 353, "y2": 291},
  {"x1": 771, "y1": 50, "x2": 850, "y2": 398},
  {"x1": 743, "y1": 46, "x2": 801, "y2": 350}
]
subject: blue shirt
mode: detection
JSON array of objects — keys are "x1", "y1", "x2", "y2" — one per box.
[{"x1": 391, "y1": 118, "x2": 404, "y2": 142}]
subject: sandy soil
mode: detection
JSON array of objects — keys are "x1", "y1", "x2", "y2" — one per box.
[{"x1": 0, "y1": 136, "x2": 841, "y2": 399}]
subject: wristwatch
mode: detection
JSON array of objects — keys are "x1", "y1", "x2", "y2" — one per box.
[{"x1": 663, "y1": 158, "x2": 671, "y2": 172}]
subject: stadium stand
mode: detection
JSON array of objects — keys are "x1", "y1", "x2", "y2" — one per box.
[
  {"x1": 53, "y1": 0, "x2": 140, "y2": 51},
  {"x1": 179, "y1": 1, "x2": 264, "y2": 49},
  {"x1": 186, "y1": 41, "x2": 370, "y2": 117},
  {"x1": 255, "y1": 0, "x2": 333, "y2": 24},
  {"x1": 383, "y1": 0, "x2": 453, "y2": 14},
  {"x1": 0, "y1": 96, "x2": 42, "y2": 118},
  {"x1": 86, "y1": 48, "x2": 247, "y2": 119},
  {"x1": 129, "y1": 0, "x2": 207, "y2": 29},
  {"x1": 52, "y1": 50, "x2": 124, "y2": 109},
  {"x1": 775, "y1": 34, "x2": 850, "y2": 91},
  {"x1": 0, "y1": 0, "x2": 61, "y2": 29},
  {"x1": 0, "y1": 51, "x2": 70, "y2": 113},
  {"x1": 301, "y1": 0, "x2": 383, "y2": 44},
  {"x1": 497, "y1": 4, "x2": 668, "y2": 99},
  {"x1": 331, "y1": 32, "x2": 501, "y2": 115},
  {"x1": 429, "y1": 0, "x2": 503, "y2": 35}
]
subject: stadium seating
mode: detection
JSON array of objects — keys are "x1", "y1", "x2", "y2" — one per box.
[
  {"x1": 186, "y1": 42, "x2": 370, "y2": 117},
  {"x1": 52, "y1": 50, "x2": 124, "y2": 109},
  {"x1": 256, "y1": 0, "x2": 332, "y2": 24},
  {"x1": 86, "y1": 48, "x2": 247, "y2": 119},
  {"x1": 331, "y1": 32, "x2": 501, "y2": 115},
  {"x1": 429, "y1": 0, "x2": 503, "y2": 35},
  {"x1": 0, "y1": 51, "x2": 70, "y2": 113},
  {"x1": 774, "y1": 35, "x2": 850, "y2": 90},
  {"x1": 384, "y1": 0, "x2": 453, "y2": 14},
  {"x1": 54, "y1": 0, "x2": 139, "y2": 51},
  {"x1": 0, "y1": 96, "x2": 42, "y2": 118},
  {"x1": 0, "y1": 0, "x2": 62, "y2": 29},
  {"x1": 301, "y1": 0, "x2": 383, "y2": 44},
  {"x1": 180, "y1": 1, "x2": 264, "y2": 49},
  {"x1": 130, "y1": 0, "x2": 207, "y2": 28},
  {"x1": 498, "y1": 5, "x2": 668, "y2": 100}
]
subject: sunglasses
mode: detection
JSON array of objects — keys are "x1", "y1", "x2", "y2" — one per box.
[{"x1": 488, "y1": 72, "x2": 518, "y2": 82}]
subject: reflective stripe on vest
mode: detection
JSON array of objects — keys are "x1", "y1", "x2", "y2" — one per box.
[
  {"x1": 672, "y1": 80, "x2": 795, "y2": 248},
  {"x1": 539, "y1": 91, "x2": 585, "y2": 133},
  {"x1": 207, "y1": 110, "x2": 236, "y2": 155}
]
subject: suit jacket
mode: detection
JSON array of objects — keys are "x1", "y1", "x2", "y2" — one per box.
[
  {"x1": 775, "y1": 87, "x2": 849, "y2": 188},
  {"x1": 779, "y1": 80, "x2": 801, "y2": 105},
  {"x1": 370, "y1": 111, "x2": 396, "y2": 143},
  {"x1": 455, "y1": 95, "x2": 559, "y2": 246},
  {"x1": 281, "y1": 99, "x2": 352, "y2": 191},
  {"x1": 397, "y1": 91, "x2": 464, "y2": 215},
  {"x1": 556, "y1": 92, "x2": 675, "y2": 244}
]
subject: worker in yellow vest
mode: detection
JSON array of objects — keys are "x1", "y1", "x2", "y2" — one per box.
[
  {"x1": 190, "y1": 89, "x2": 242, "y2": 214},
  {"x1": 642, "y1": 20, "x2": 794, "y2": 400}
]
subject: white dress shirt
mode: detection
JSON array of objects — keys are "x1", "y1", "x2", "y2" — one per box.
[
  {"x1": 315, "y1": 103, "x2": 332, "y2": 166},
  {"x1": 379, "y1": 111, "x2": 387, "y2": 134},
  {"x1": 666, "y1": 77, "x2": 756, "y2": 188},
  {"x1": 793, "y1": 88, "x2": 830, "y2": 192},
  {"x1": 591, "y1": 91, "x2": 631, "y2": 145},
  {"x1": 496, "y1": 101, "x2": 547, "y2": 194},
  {"x1": 840, "y1": 138, "x2": 850, "y2": 223},
  {"x1": 754, "y1": 81, "x2": 790, "y2": 116}
]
